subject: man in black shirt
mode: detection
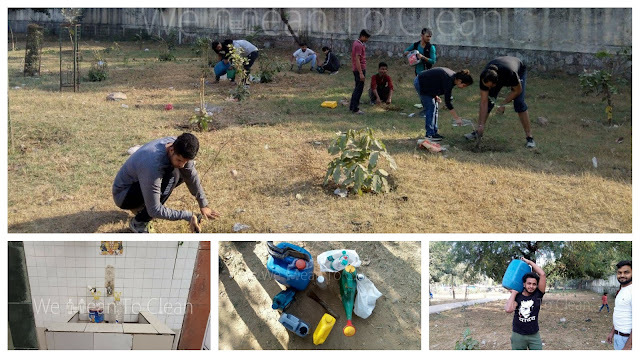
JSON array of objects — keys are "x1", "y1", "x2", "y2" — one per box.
[
  {"x1": 466, "y1": 56, "x2": 536, "y2": 148},
  {"x1": 505, "y1": 256, "x2": 546, "y2": 350}
]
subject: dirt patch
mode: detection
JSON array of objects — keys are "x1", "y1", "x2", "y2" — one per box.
[
  {"x1": 219, "y1": 241, "x2": 421, "y2": 350},
  {"x1": 429, "y1": 290, "x2": 616, "y2": 350}
]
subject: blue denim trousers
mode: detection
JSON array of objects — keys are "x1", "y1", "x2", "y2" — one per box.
[{"x1": 414, "y1": 76, "x2": 439, "y2": 136}]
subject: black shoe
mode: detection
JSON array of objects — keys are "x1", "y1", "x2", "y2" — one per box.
[{"x1": 427, "y1": 133, "x2": 444, "y2": 142}]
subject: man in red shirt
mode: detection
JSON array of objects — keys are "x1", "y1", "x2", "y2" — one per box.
[
  {"x1": 349, "y1": 29, "x2": 370, "y2": 115},
  {"x1": 369, "y1": 62, "x2": 394, "y2": 105}
]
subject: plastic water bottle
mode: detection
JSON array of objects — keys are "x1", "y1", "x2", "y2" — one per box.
[{"x1": 316, "y1": 275, "x2": 327, "y2": 290}]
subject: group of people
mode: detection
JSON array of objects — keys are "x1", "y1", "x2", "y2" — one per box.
[
  {"x1": 505, "y1": 258, "x2": 632, "y2": 350},
  {"x1": 113, "y1": 28, "x2": 542, "y2": 233},
  {"x1": 347, "y1": 28, "x2": 536, "y2": 148}
]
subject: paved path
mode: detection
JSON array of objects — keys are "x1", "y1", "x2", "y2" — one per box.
[{"x1": 429, "y1": 296, "x2": 508, "y2": 314}]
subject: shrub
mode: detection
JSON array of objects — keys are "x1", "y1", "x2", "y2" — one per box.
[
  {"x1": 454, "y1": 328, "x2": 479, "y2": 350},
  {"x1": 324, "y1": 128, "x2": 397, "y2": 195}
]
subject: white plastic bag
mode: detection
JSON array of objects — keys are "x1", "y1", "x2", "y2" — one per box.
[
  {"x1": 354, "y1": 274, "x2": 382, "y2": 319},
  {"x1": 317, "y1": 250, "x2": 361, "y2": 272}
]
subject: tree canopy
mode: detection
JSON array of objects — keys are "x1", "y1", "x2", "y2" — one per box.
[{"x1": 431, "y1": 241, "x2": 631, "y2": 283}]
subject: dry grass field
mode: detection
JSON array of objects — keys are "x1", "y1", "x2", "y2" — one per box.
[
  {"x1": 7, "y1": 38, "x2": 632, "y2": 233},
  {"x1": 430, "y1": 290, "x2": 618, "y2": 350}
]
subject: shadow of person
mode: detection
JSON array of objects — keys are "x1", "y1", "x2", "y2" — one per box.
[{"x1": 8, "y1": 210, "x2": 130, "y2": 233}]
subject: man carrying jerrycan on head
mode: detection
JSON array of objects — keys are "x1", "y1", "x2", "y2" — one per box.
[{"x1": 503, "y1": 257, "x2": 546, "y2": 350}]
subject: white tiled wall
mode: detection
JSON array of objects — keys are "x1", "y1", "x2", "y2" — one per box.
[{"x1": 24, "y1": 241, "x2": 200, "y2": 330}]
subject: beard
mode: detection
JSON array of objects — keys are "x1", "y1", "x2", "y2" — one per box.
[{"x1": 618, "y1": 276, "x2": 632, "y2": 285}]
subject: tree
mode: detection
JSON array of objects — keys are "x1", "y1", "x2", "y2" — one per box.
[
  {"x1": 550, "y1": 241, "x2": 632, "y2": 280},
  {"x1": 447, "y1": 241, "x2": 563, "y2": 282}
]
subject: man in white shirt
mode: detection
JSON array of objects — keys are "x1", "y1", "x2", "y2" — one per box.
[
  {"x1": 291, "y1": 43, "x2": 317, "y2": 72},
  {"x1": 607, "y1": 260, "x2": 632, "y2": 350}
]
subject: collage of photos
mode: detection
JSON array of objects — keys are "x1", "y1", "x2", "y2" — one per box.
[{"x1": 3, "y1": 6, "x2": 634, "y2": 354}]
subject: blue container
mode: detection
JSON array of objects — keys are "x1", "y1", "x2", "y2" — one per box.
[
  {"x1": 279, "y1": 313, "x2": 309, "y2": 337},
  {"x1": 272, "y1": 287, "x2": 297, "y2": 310},
  {"x1": 267, "y1": 243, "x2": 314, "y2": 291},
  {"x1": 502, "y1": 259, "x2": 532, "y2": 292},
  {"x1": 214, "y1": 61, "x2": 231, "y2": 77}
]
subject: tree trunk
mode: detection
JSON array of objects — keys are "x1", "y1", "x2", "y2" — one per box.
[{"x1": 279, "y1": 9, "x2": 301, "y2": 45}]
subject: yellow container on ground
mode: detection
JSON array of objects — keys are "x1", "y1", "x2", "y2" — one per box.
[
  {"x1": 313, "y1": 313, "x2": 336, "y2": 345},
  {"x1": 321, "y1": 101, "x2": 338, "y2": 109}
]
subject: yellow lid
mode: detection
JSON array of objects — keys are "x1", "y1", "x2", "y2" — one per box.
[
  {"x1": 343, "y1": 325, "x2": 356, "y2": 336},
  {"x1": 324, "y1": 315, "x2": 335, "y2": 324},
  {"x1": 345, "y1": 265, "x2": 355, "y2": 273}
]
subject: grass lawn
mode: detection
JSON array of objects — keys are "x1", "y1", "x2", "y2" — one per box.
[{"x1": 7, "y1": 38, "x2": 632, "y2": 233}]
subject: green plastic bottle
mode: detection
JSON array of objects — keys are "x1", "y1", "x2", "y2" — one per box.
[{"x1": 340, "y1": 264, "x2": 357, "y2": 336}]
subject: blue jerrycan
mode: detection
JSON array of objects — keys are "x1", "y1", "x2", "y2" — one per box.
[
  {"x1": 502, "y1": 259, "x2": 532, "y2": 292},
  {"x1": 266, "y1": 242, "x2": 314, "y2": 291}
]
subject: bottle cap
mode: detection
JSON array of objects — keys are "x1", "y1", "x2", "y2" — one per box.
[
  {"x1": 317, "y1": 276, "x2": 325, "y2": 284},
  {"x1": 295, "y1": 259, "x2": 306, "y2": 270}
]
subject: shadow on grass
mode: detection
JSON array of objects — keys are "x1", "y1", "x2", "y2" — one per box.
[{"x1": 8, "y1": 210, "x2": 130, "y2": 233}]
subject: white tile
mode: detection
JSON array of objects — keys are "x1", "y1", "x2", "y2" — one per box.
[
  {"x1": 177, "y1": 248, "x2": 187, "y2": 259},
  {"x1": 51, "y1": 332, "x2": 93, "y2": 350},
  {"x1": 134, "y1": 259, "x2": 144, "y2": 270},
  {"x1": 148, "y1": 242, "x2": 158, "y2": 248},
  {"x1": 151, "y1": 288, "x2": 161, "y2": 297},
  {"x1": 136, "y1": 248, "x2": 146, "y2": 258},
  {"x1": 187, "y1": 248, "x2": 198, "y2": 259},
  {"x1": 147, "y1": 248, "x2": 157, "y2": 257},
  {"x1": 181, "y1": 269, "x2": 192, "y2": 280},
  {"x1": 132, "y1": 333, "x2": 173, "y2": 350},
  {"x1": 153, "y1": 279, "x2": 163, "y2": 289},
  {"x1": 180, "y1": 279, "x2": 191, "y2": 289},
  {"x1": 153, "y1": 270, "x2": 163, "y2": 280},
  {"x1": 93, "y1": 332, "x2": 132, "y2": 350}
]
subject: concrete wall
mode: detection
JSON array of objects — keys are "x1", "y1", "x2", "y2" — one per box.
[
  {"x1": 8, "y1": 8, "x2": 632, "y2": 72},
  {"x1": 583, "y1": 274, "x2": 619, "y2": 294}
]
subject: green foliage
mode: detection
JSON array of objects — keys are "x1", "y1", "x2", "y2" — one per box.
[
  {"x1": 446, "y1": 242, "x2": 563, "y2": 282},
  {"x1": 87, "y1": 49, "x2": 108, "y2": 81},
  {"x1": 257, "y1": 51, "x2": 286, "y2": 83},
  {"x1": 226, "y1": 45, "x2": 250, "y2": 100},
  {"x1": 454, "y1": 328, "x2": 479, "y2": 350},
  {"x1": 155, "y1": 29, "x2": 178, "y2": 62},
  {"x1": 230, "y1": 84, "x2": 250, "y2": 101},
  {"x1": 579, "y1": 47, "x2": 632, "y2": 125},
  {"x1": 324, "y1": 128, "x2": 397, "y2": 195},
  {"x1": 192, "y1": 36, "x2": 212, "y2": 56},
  {"x1": 548, "y1": 241, "x2": 632, "y2": 280},
  {"x1": 189, "y1": 114, "x2": 212, "y2": 132},
  {"x1": 24, "y1": 24, "x2": 43, "y2": 76}
]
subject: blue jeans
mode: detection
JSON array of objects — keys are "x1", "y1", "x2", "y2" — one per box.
[
  {"x1": 350, "y1": 70, "x2": 366, "y2": 112},
  {"x1": 599, "y1": 304, "x2": 609, "y2": 312},
  {"x1": 296, "y1": 54, "x2": 317, "y2": 69},
  {"x1": 414, "y1": 76, "x2": 439, "y2": 137},
  {"x1": 614, "y1": 334, "x2": 629, "y2": 350}
]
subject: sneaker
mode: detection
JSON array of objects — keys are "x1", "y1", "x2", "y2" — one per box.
[
  {"x1": 353, "y1": 110, "x2": 365, "y2": 115},
  {"x1": 330, "y1": 71, "x2": 339, "y2": 75},
  {"x1": 129, "y1": 218, "x2": 154, "y2": 233},
  {"x1": 464, "y1": 131, "x2": 478, "y2": 140},
  {"x1": 526, "y1": 137, "x2": 536, "y2": 148},
  {"x1": 427, "y1": 133, "x2": 444, "y2": 142}
]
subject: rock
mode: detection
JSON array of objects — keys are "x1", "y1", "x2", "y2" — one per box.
[
  {"x1": 295, "y1": 194, "x2": 303, "y2": 200},
  {"x1": 592, "y1": 157, "x2": 598, "y2": 168},
  {"x1": 121, "y1": 104, "x2": 129, "y2": 108},
  {"x1": 106, "y1": 92, "x2": 127, "y2": 101},
  {"x1": 481, "y1": 340, "x2": 486, "y2": 345},
  {"x1": 334, "y1": 188, "x2": 348, "y2": 197},
  {"x1": 230, "y1": 169, "x2": 238, "y2": 178},
  {"x1": 264, "y1": 144, "x2": 269, "y2": 150},
  {"x1": 515, "y1": 198, "x2": 523, "y2": 204},
  {"x1": 616, "y1": 137, "x2": 624, "y2": 143},
  {"x1": 585, "y1": 318, "x2": 592, "y2": 322},
  {"x1": 408, "y1": 113, "x2": 415, "y2": 117},
  {"x1": 537, "y1": 116, "x2": 549, "y2": 126},
  {"x1": 234, "y1": 208, "x2": 245, "y2": 213},
  {"x1": 362, "y1": 258, "x2": 371, "y2": 266},
  {"x1": 127, "y1": 145, "x2": 141, "y2": 155},
  {"x1": 168, "y1": 87, "x2": 174, "y2": 90},
  {"x1": 232, "y1": 223, "x2": 250, "y2": 232},
  {"x1": 560, "y1": 317, "x2": 566, "y2": 323},
  {"x1": 490, "y1": 179, "x2": 497, "y2": 185}
]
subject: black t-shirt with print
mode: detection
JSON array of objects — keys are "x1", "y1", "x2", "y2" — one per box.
[
  {"x1": 512, "y1": 289, "x2": 544, "y2": 335},
  {"x1": 479, "y1": 56, "x2": 526, "y2": 98}
]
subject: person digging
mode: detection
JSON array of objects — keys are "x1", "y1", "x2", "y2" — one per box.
[{"x1": 112, "y1": 133, "x2": 220, "y2": 233}]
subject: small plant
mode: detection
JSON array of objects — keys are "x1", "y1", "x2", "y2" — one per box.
[
  {"x1": 155, "y1": 29, "x2": 179, "y2": 62},
  {"x1": 257, "y1": 51, "x2": 285, "y2": 83},
  {"x1": 324, "y1": 128, "x2": 397, "y2": 195},
  {"x1": 87, "y1": 49, "x2": 108, "y2": 81},
  {"x1": 226, "y1": 45, "x2": 250, "y2": 100},
  {"x1": 579, "y1": 47, "x2": 631, "y2": 125},
  {"x1": 190, "y1": 78, "x2": 213, "y2": 131},
  {"x1": 454, "y1": 328, "x2": 479, "y2": 350}
]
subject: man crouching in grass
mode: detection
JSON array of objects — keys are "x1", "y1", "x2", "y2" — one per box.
[{"x1": 112, "y1": 133, "x2": 220, "y2": 233}]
